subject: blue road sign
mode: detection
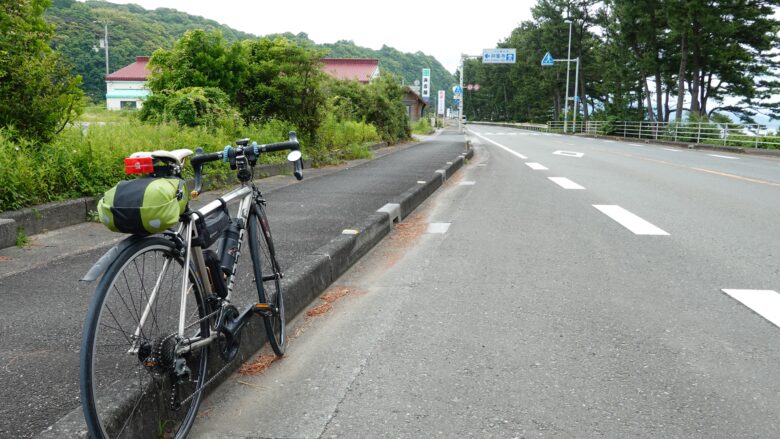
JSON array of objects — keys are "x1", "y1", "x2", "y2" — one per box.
[
  {"x1": 482, "y1": 48, "x2": 517, "y2": 64},
  {"x1": 454, "y1": 85, "x2": 463, "y2": 94},
  {"x1": 541, "y1": 52, "x2": 554, "y2": 66}
]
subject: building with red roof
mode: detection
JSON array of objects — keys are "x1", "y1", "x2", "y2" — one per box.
[
  {"x1": 105, "y1": 56, "x2": 151, "y2": 110},
  {"x1": 321, "y1": 58, "x2": 380, "y2": 83}
]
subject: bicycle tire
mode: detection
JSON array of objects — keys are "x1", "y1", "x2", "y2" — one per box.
[
  {"x1": 80, "y1": 237, "x2": 210, "y2": 439},
  {"x1": 248, "y1": 203, "x2": 286, "y2": 356}
]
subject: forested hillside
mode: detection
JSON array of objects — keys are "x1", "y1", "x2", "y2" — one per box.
[{"x1": 46, "y1": 0, "x2": 454, "y2": 105}]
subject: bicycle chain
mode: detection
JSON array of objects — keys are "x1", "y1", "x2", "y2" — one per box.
[{"x1": 163, "y1": 304, "x2": 237, "y2": 410}]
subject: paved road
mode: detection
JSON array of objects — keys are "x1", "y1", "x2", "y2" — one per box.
[
  {"x1": 190, "y1": 124, "x2": 780, "y2": 438},
  {"x1": 0, "y1": 130, "x2": 467, "y2": 438}
]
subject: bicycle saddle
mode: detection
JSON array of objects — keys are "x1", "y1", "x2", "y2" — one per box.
[{"x1": 129, "y1": 149, "x2": 194, "y2": 167}]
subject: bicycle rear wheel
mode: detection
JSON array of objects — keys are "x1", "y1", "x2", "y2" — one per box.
[
  {"x1": 248, "y1": 203, "x2": 286, "y2": 355},
  {"x1": 80, "y1": 237, "x2": 210, "y2": 439}
]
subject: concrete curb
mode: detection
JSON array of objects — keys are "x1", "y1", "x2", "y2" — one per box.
[
  {"x1": 0, "y1": 218, "x2": 16, "y2": 249},
  {"x1": 37, "y1": 143, "x2": 473, "y2": 439},
  {"x1": 0, "y1": 198, "x2": 96, "y2": 249}
]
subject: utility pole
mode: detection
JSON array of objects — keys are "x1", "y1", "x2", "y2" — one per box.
[
  {"x1": 459, "y1": 54, "x2": 464, "y2": 133},
  {"x1": 458, "y1": 54, "x2": 480, "y2": 133},
  {"x1": 573, "y1": 57, "x2": 579, "y2": 132},
  {"x1": 95, "y1": 20, "x2": 110, "y2": 75},
  {"x1": 564, "y1": 19, "x2": 573, "y2": 134}
]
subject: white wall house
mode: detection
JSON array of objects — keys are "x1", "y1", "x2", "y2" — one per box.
[{"x1": 105, "y1": 56, "x2": 151, "y2": 110}]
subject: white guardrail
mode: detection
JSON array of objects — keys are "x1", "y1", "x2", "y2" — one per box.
[{"x1": 544, "y1": 120, "x2": 780, "y2": 150}]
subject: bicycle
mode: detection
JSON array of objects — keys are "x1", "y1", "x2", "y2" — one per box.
[{"x1": 79, "y1": 132, "x2": 303, "y2": 439}]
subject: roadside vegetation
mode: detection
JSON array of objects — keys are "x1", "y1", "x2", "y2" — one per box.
[{"x1": 0, "y1": 3, "x2": 410, "y2": 213}]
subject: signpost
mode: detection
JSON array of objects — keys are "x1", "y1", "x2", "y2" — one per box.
[
  {"x1": 458, "y1": 49, "x2": 516, "y2": 132},
  {"x1": 541, "y1": 50, "x2": 580, "y2": 133}
]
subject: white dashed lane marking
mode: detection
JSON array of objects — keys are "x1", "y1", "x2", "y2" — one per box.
[
  {"x1": 722, "y1": 289, "x2": 780, "y2": 329},
  {"x1": 708, "y1": 154, "x2": 740, "y2": 160},
  {"x1": 525, "y1": 162, "x2": 548, "y2": 170},
  {"x1": 459, "y1": 181, "x2": 476, "y2": 186},
  {"x1": 593, "y1": 205, "x2": 669, "y2": 235},
  {"x1": 427, "y1": 223, "x2": 451, "y2": 234},
  {"x1": 548, "y1": 177, "x2": 585, "y2": 190}
]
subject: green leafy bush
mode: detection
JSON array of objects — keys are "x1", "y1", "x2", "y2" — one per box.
[{"x1": 138, "y1": 87, "x2": 241, "y2": 129}]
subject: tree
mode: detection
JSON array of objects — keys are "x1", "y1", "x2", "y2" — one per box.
[
  {"x1": 238, "y1": 37, "x2": 328, "y2": 143},
  {"x1": 147, "y1": 29, "x2": 247, "y2": 99},
  {"x1": 0, "y1": 0, "x2": 83, "y2": 142}
]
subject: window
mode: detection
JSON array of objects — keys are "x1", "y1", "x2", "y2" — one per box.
[{"x1": 120, "y1": 100, "x2": 138, "y2": 110}]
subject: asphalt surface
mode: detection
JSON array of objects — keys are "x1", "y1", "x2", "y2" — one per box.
[
  {"x1": 0, "y1": 129, "x2": 468, "y2": 438},
  {"x1": 188, "y1": 124, "x2": 779, "y2": 438}
]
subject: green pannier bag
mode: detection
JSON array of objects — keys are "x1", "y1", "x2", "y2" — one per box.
[{"x1": 97, "y1": 177, "x2": 188, "y2": 234}]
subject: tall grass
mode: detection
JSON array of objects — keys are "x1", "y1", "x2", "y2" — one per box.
[
  {"x1": 312, "y1": 114, "x2": 380, "y2": 165},
  {"x1": 1, "y1": 115, "x2": 385, "y2": 212},
  {"x1": 411, "y1": 117, "x2": 434, "y2": 135}
]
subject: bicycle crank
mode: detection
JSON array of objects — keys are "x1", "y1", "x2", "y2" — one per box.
[{"x1": 217, "y1": 305, "x2": 242, "y2": 362}]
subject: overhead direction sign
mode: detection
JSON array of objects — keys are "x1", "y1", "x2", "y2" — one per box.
[
  {"x1": 482, "y1": 48, "x2": 516, "y2": 64},
  {"x1": 541, "y1": 52, "x2": 554, "y2": 66}
]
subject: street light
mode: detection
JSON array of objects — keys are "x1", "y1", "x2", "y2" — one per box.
[{"x1": 564, "y1": 19, "x2": 572, "y2": 134}]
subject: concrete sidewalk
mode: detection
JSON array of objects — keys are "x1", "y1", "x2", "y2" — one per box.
[{"x1": 19, "y1": 128, "x2": 472, "y2": 438}]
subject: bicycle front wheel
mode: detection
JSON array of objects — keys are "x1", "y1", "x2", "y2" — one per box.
[
  {"x1": 80, "y1": 237, "x2": 210, "y2": 439},
  {"x1": 248, "y1": 203, "x2": 286, "y2": 355}
]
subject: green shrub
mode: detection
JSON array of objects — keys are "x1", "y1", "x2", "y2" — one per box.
[
  {"x1": 138, "y1": 87, "x2": 241, "y2": 130},
  {"x1": 412, "y1": 118, "x2": 433, "y2": 135}
]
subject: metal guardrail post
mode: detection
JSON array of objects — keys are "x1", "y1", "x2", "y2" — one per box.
[
  {"x1": 639, "y1": 121, "x2": 642, "y2": 139},
  {"x1": 755, "y1": 126, "x2": 759, "y2": 149},
  {"x1": 697, "y1": 122, "x2": 701, "y2": 143},
  {"x1": 623, "y1": 121, "x2": 627, "y2": 137}
]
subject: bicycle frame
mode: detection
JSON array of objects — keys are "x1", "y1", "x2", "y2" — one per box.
[{"x1": 128, "y1": 184, "x2": 256, "y2": 356}]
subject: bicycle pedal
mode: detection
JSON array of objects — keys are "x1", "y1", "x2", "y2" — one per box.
[{"x1": 253, "y1": 303, "x2": 275, "y2": 316}]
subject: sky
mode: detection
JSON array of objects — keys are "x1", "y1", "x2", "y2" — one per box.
[{"x1": 90, "y1": 0, "x2": 538, "y2": 73}]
